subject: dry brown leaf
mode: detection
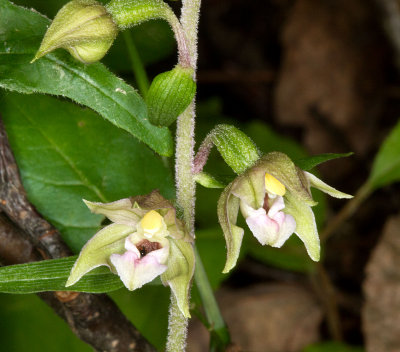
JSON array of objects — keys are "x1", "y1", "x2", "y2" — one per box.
[
  {"x1": 274, "y1": 0, "x2": 387, "y2": 157},
  {"x1": 363, "y1": 215, "x2": 400, "y2": 352}
]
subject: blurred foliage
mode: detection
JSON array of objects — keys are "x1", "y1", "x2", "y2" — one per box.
[
  {"x1": 369, "y1": 119, "x2": 400, "y2": 190},
  {"x1": 0, "y1": 293, "x2": 91, "y2": 352}
]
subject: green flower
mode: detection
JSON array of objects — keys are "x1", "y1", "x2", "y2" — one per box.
[
  {"x1": 66, "y1": 191, "x2": 194, "y2": 317},
  {"x1": 218, "y1": 152, "x2": 352, "y2": 273}
]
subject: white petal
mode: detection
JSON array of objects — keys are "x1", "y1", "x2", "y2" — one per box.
[
  {"x1": 245, "y1": 208, "x2": 279, "y2": 245},
  {"x1": 271, "y1": 214, "x2": 296, "y2": 248},
  {"x1": 124, "y1": 237, "x2": 140, "y2": 257},
  {"x1": 147, "y1": 245, "x2": 170, "y2": 265},
  {"x1": 128, "y1": 254, "x2": 167, "y2": 290},
  {"x1": 267, "y1": 196, "x2": 285, "y2": 217},
  {"x1": 110, "y1": 249, "x2": 167, "y2": 291}
]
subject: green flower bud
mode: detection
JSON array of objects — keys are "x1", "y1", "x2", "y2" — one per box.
[
  {"x1": 146, "y1": 65, "x2": 196, "y2": 127},
  {"x1": 32, "y1": 0, "x2": 118, "y2": 64}
]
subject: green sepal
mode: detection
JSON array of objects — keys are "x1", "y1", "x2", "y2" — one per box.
[
  {"x1": 217, "y1": 182, "x2": 244, "y2": 273},
  {"x1": 66, "y1": 223, "x2": 133, "y2": 286},
  {"x1": 83, "y1": 198, "x2": 144, "y2": 226},
  {"x1": 306, "y1": 172, "x2": 353, "y2": 199},
  {"x1": 194, "y1": 172, "x2": 225, "y2": 189},
  {"x1": 146, "y1": 65, "x2": 196, "y2": 127},
  {"x1": 283, "y1": 192, "x2": 320, "y2": 261},
  {"x1": 107, "y1": 0, "x2": 170, "y2": 29},
  {"x1": 33, "y1": 0, "x2": 118, "y2": 64},
  {"x1": 161, "y1": 238, "x2": 195, "y2": 317}
]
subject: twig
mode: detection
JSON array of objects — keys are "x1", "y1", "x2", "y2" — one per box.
[
  {"x1": 311, "y1": 263, "x2": 343, "y2": 341},
  {"x1": 320, "y1": 182, "x2": 372, "y2": 243},
  {"x1": 0, "y1": 117, "x2": 156, "y2": 352}
]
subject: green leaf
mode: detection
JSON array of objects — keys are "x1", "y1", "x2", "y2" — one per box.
[
  {"x1": 0, "y1": 0, "x2": 173, "y2": 156},
  {"x1": 295, "y1": 152, "x2": 353, "y2": 171},
  {"x1": 0, "y1": 92, "x2": 174, "y2": 252},
  {"x1": 0, "y1": 257, "x2": 123, "y2": 294},
  {"x1": 0, "y1": 293, "x2": 91, "y2": 352},
  {"x1": 369, "y1": 119, "x2": 400, "y2": 189}
]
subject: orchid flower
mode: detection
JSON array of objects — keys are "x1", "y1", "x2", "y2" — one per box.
[
  {"x1": 218, "y1": 152, "x2": 352, "y2": 273},
  {"x1": 66, "y1": 191, "x2": 194, "y2": 317}
]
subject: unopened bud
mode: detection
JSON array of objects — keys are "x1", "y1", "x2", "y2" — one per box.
[
  {"x1": 146, "y1": 65, "x2": 196, "y2": 127},
  {"x1": 32, "y1": 0, "x2": 118, "y2": 64}
]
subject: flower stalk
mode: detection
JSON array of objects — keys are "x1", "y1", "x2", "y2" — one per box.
[{"x1": 167, "y1": 0, "x2": 201, "y2": 350}]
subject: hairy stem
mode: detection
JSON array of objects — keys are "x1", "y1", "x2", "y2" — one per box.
[
  {"x1": 167, "y1": 0, "x2": 201, "y2": 351},
  {"x1": 166, "y1": 294, "x2": 189, "y2": 352}
]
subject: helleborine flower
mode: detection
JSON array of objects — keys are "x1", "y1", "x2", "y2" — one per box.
[
  {"x1": 218, "y1": 152, "x2": 352, "y2": 273},
  {"x1": 66, "y1": 191, "x2": 194, "y2": 317}
]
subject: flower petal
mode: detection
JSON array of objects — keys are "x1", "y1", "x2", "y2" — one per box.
[
  {"x1": 244, "y1": 207, "x2": 279, "y2": 245},
  {"x1": 267, "y1": 196, "x2": 285, "y2": 218},
  {"x1": 110, "y1": 250, "x2": 167, "y2": 291},
  {"x1": 217, "y1": 182, "x2": 245, "y2": 273},
  {"x1": 305, "y1": 172, "x2": 353, "y2": 199},
  {"x1": 161, "y1": 238, "x2": 195, "y2": 318},
  {"x1": 66, "y1": 223, "x2": 133, "y2": 287},
  {"x1": 271, "y1": 213, "x2": 296, "y2": 248},
  {"x1": 83, "y1": 198, "x2": 143, "y2": 226},
  {"x1": 283, "y1": 192, "x2": 320, "y2": 261}
]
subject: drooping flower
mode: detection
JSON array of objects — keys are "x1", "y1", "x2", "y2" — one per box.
[
  {"x1": 218, "y1": 152, "x2": 352, "y2": 273},
  {"x1": 66, "y1": 191, "x2": 194, "y2": 317}
]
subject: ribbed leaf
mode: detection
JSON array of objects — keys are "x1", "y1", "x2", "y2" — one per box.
[
  {"x1": 0, "y1": 0, "x2": 173, "y2": 156},
  {"x1": 0, "y1": 257, "x2": 123, "y2": 294}
]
